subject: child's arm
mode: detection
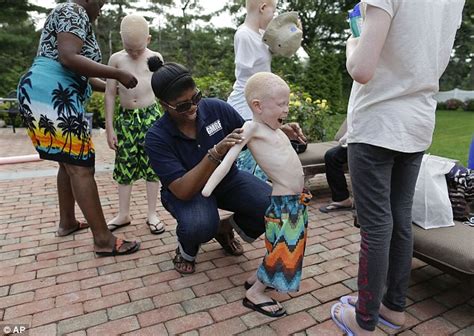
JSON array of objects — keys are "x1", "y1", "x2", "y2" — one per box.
[
  {"x1": 202, "y1": 122, "x2": 256, "y2": 197},
  {"x1": 89, "y1": 78, "x2": 106, "y2": 92},
  {"x1": 104, "y1": 54, "x2": 119, "y2": 150}
]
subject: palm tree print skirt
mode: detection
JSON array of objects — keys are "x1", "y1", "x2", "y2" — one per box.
[{"x1": 17, "y1": 56, "x2": 95, "y2": 167}]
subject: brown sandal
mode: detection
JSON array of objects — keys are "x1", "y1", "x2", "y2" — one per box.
[
  {"x1": 57, "y1": 220, "x2": 90, "y2": 237},
  {"x1": 215, "y1": 230, "x2": 244, "y2": 256},
  {"x1": 173, "y1": 248, "x2": 195, "y2": 274},
  {"x1": 95, "y1": 238, "x2": 140, "y2": 257}
]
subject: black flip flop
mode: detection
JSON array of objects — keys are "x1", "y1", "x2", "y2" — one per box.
[
  {"x1": 95, "y1": 238, "x2": 140, "y2": 257},
  {"x1": 242, "y1": 297, "x2": 286, "y2": 318},
  {"x1": 107, "y1": 221, "x2": 131, "y2": 232},
  {"x1": 147, "y1": 220, "x2": 165, "y2": 235}
]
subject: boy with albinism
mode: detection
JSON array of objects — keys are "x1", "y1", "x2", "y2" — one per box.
[
  {"x1": 228, "y1": 0, "x2": 278, "y2": 181},
  {"x1": 203, "y1": 72, "x2": 311, "y2": 318},
  {"x1": 105, "y1": 14, "x2": 165, "y2": 235}
]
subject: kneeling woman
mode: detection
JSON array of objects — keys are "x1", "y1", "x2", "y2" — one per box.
[{"x1": 144, "y1": 58, "x2": 305, "y2": 274}]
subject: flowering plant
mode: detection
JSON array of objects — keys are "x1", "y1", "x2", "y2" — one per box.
[
  {"x1": 194, "y1": 72, "x2": 233, "y2": 100},
  {"x1": 287, "y1": 84, "x2": 333, "y2": 142}
]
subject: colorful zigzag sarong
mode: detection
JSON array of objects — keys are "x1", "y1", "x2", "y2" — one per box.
[{"x1": 257, "y1": 190, "x2": 312, "y2": 292}]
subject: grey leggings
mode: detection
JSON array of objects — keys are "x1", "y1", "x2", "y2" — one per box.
[{"x1": 348, "y1": 143, "x2": 423, "y2": 331}]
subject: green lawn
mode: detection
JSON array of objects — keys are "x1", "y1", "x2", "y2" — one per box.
[
  {"x1": 429, "y1": 110, "x2": 474, "y2": 166},
  {"x1": 325, "y1": 110, "x2": 474, "y2": 166}
]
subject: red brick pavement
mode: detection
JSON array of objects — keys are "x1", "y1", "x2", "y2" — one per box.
[{"x1": 0, "y1": 128, "x2": 473, "y2": 335}]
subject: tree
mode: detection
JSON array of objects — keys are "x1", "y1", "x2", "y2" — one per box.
[
  {"x1": 94, "y1": 0, "x2": 161, "y2": 61},
  {"x1": 219, "y1": 0, "x2": 354, "y2": 111},
  {"x1": 0, "y1": 0, "x2": 45, "y2": 24},
  {"x1": 279, "y1": 0, "x2": 358, "y2": 53},
  {"x1": 148, "y1": 0, "x2": 217, "y2": 70},
  {"x1": 0, "y1": 1, "x2": 45, "y2": 96},
  {"x1": 440, "y1": 0, "x2": 474, "y2": 90},
  {"x1": 221, "y1": 0, "x2": 358, "y2": 52}
]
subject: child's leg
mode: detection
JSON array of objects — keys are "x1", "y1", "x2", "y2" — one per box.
[
  {"x1": 111, "y1": 108, "x2": 135, "y2": 228},
  {"x1": 245, "y1": 277, "x2": 283, "y2": 315},
  {"x1": 108, "y1": 184, "x2": 132, "y2": 225},
  {"x1": 245, "y1": 194, "x2": 310, "y2": 317},
  {"x1": 140, "y1": 104, "x2": 163, "y2": 231},
  {"x1": 146, "y1": 181, "x2": 164, "y2": 232}
]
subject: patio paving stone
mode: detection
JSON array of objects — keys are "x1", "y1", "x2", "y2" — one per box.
[{"x1": 0, "y1": 128, "x2": 472, "y2": 335}]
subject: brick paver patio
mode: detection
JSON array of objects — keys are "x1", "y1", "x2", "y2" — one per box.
[{"x1": 0, "y1": 128, "x2": 473, "y2": 335}]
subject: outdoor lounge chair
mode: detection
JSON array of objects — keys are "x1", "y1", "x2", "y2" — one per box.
[
  {"x1": 301, "y1": 119, "x2": 474, "y2": 283},
  {"x1": 0, "y1": 91, "x2": 20, "y2": 133},
  {"x1": 298, "y1": 118, "x2": 347, "y2": 181},
  {"x1": 413, "y1": 221, "x2": 474, "y2": 282}
]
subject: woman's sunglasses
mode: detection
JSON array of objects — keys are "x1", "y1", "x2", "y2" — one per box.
[{"x1": 161, "y1": 90, "x2": 202, "y2": 113}]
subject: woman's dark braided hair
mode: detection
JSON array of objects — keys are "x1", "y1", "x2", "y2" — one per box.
[{"x1": 147, "y1": 56, "x2": 196, "y2": 102}]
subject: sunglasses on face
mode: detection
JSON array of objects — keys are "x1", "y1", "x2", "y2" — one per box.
[{"x1": 161, "y1": 90, "x2": 202, "y2": 113}]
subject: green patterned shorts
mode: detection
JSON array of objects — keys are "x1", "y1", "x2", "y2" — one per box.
[{"x1": 113, "y1": 103, "x2": 162, "y2": 185}]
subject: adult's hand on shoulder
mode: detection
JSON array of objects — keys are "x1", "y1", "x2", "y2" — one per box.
[
  {"x1": 117, "y1": 70, "x2": 138, "y2": 89},
  {"x1": 214, "y1": 128, "x2": 245, "y2": 158},
  {"x1": 281, "y1": 122, "x2": 307, "y2": 144}
]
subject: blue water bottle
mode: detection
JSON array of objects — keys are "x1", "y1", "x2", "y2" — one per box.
[{"x1": 348, "y1": 3, "x2": 363, "y2": 37}]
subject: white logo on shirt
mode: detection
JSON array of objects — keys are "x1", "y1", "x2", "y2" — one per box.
[{"x1": 206, "y1": 120, "x2": 223, "y2": 136}]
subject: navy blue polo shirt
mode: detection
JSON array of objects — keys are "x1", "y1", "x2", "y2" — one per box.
[{"x1": 145, "y1": 98, "x2": 245, "y2": 189}]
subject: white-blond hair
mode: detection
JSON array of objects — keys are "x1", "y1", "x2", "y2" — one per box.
[
  {"x1": 120, "y1": 14, "x2": 149, "y2": 41},
  {"x1": 245, "y1": 72, "x2": 289, "y2": 105}
]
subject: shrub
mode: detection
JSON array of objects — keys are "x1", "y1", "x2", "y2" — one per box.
[
  {"x1": 436, "y1": 101, "x2": 447, "y2": 110},
  {"x1": 194, "y1": 72, "x2": 233, "y2": 101},
  {"x1": 445, "y1": 99, "x2": 464, "y2": 111},
  {"x1": 299, "y1": 46, "x2": 346, "y2": 115},
  {"x1": 463, "y1": 99, "x2": 474, "y2": 112},
  {"x1": 287, "y1": 83, "x2": 334, "y2": 142},
  {"x1": 85, "y1": 92, "x2": 106, "y2": 128},
  {"x1": 0, "y1": 101, "x2": 22, "y2": 127}
]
